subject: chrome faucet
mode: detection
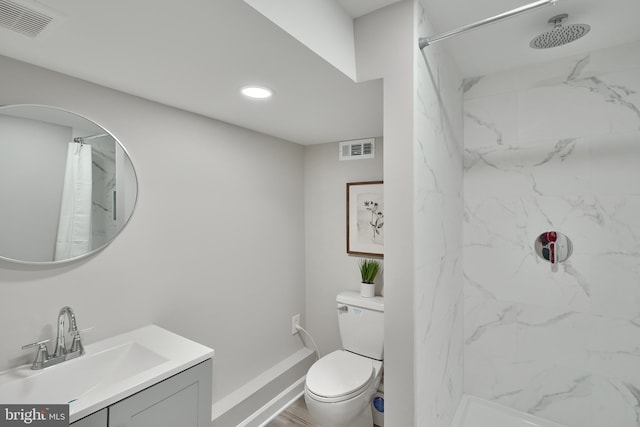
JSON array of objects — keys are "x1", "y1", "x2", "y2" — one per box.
[
  {"x1": 53, "y1": 306, "x2": 83, "y2": 358},
  {"x1": 22, "y1": 306, "x2": 86, "y2": 370}
]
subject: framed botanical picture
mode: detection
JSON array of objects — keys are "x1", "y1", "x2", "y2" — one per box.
[{"x1": 346, "y1": 181, "x2": 384, "y2": 257}]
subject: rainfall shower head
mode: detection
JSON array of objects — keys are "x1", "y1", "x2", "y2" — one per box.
[{"x1": 529, "y1": 14, "x2": 590, "y2": 49}]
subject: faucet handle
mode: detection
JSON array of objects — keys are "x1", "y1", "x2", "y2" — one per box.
[
  {"x1": 22, "y1": 339, "x2": 51, "y2": 369},
  {"x1": 21, "y1": 339, "x2": 50, "y2": 351}
]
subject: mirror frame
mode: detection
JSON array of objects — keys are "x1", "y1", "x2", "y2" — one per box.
[{"x1": 0, "y1": 104, "x2": 139, "y2": 265}]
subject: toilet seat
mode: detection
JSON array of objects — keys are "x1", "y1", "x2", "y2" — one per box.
[{"x1": 306, "y1": 350, "x2": 375, "y2": 403}]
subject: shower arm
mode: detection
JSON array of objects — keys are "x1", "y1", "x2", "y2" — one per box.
[{"x1": 419, "y1": 0, "x2": 557, "y2": 49}]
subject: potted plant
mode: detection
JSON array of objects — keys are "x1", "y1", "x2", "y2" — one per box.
[{"x1": 358, "y1": 258, "x2": 380, "y2": 297}]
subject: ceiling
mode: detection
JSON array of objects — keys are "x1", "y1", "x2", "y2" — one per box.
[
  {"x1": 337, "y1": 0, "x2": 402, "y2": 18},
  {"x1": 0, "y1": 0, "x2": 639, "y2": 145},
  {"x1": 0, "y1": 0, "x2": 382, "y2": 145}
]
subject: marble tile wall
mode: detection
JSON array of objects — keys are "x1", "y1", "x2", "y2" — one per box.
[
  {"x1": 90, "y1": 138, "x2": 117, "y2": 250},
  {"x1": 463, "y1": 40, "x2": 640, "y2": 427},
  {"x1": 415, "y1": 2, "x2": 464, "y2": 426}
]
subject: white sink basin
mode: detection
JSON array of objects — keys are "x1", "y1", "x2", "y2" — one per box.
[{"x1": 0, "y1": 325, "x2": 214, "y2": 423}]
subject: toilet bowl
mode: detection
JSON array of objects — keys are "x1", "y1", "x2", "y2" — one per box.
[
  {"x1": 305, "y1": 350, "x2": 383, "y2": 427},
  {"x1": 303, "y1": 291, "x2": 384, "y2": 427}
]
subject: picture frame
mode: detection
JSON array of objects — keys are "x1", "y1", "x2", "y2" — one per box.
[{"x1": 346, "y1": 181, "x2": 384, "y2": 257}]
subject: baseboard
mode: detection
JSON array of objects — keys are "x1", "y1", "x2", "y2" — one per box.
[
  {"x1": 211, "y1": 347, "x2": 315, "y2": 427},
  {"x1": 245, "y1": 378, "x2": 305, "y2": 426}
]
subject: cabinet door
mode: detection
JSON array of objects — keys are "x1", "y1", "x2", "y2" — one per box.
[
  {"x1": 108, "y1": 359, "x2": 212, "y2": 427},
  {"x1": 72, "y1": 409, "x2": 107, "y2": 427}
]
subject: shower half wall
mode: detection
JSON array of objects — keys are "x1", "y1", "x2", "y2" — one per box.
[{"x1": 463, "y1": 40, "x2": 640, "y2": 427}]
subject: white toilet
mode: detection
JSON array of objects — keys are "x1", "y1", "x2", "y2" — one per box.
[{"x1": 304, "y1": 291, "x2": 384, "y2": 427}]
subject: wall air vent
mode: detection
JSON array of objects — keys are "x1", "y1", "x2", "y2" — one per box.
[
  {"x1": 339, "y1": 138, "x2": 375, "y2": 161},
  {"x1": 0, "y1": 0, "x2": 54, "y2": 37}
]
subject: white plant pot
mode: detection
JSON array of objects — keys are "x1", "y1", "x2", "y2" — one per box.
[{"x1": 360, "y1": 282, "x2": 375, "y2": 298}]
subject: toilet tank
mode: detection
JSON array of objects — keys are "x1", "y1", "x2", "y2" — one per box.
[{"x1": 336, "y1": 291, "x2": 384, "y2": 360}]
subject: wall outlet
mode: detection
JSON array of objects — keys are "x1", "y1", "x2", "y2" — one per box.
[{"x1": 291, "y1": 314, "x2": 300, "y2": 335}]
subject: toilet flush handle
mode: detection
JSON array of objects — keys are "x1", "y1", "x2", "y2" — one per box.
[{"x1": 337, "y1": 305, "x2": 348, "y2": 313}]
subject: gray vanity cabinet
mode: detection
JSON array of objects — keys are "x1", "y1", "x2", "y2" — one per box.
[
  {"x1": 109, "y1": 359, "x2": 212, "y2": 427},
  {"x1": 70, "y1": 359, "x2": 212, "y2": 427},
  {"x1": 71, "y1": 409, "x2": 107, "y2": 427}
]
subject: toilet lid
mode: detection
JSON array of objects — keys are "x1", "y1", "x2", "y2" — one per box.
[{"x1": 306, "y1": 350, "x2": 374, "y2": 399}]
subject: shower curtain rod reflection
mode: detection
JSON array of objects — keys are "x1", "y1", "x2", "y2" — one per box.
[
  {"x1": 419, "y1": 0, "x2": 557, "y2": 49},
  {"x1": 73, "y1": 133, "x2": 108, "y2": 144}
]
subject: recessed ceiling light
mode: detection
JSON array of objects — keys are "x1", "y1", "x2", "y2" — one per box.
[{"x1": 241, "y1": 86, "x2": 273, "y2": 99}]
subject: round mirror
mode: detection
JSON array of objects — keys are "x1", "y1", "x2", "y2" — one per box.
[{"x1": 0, "y1": 104, "x2": 138, "y2": 264}]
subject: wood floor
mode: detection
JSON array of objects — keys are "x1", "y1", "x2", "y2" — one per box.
[
  {"x1": 265, "y1": 395, "x2": 319, "y2": 427},
  {"x1": 265, "y1": 395, "x2": 382, "y2": 427}
]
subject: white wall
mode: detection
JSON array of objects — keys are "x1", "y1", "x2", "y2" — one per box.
[
  {"x1": 463, "y1": 40, "x2": 640, "y2": 427},
  {"x1": 0, "y1": 116, "x2": 68, "y2": 261},
  {"x1": 355, "y1": 3, "x2": 416, "y2": 425},
  {"x1": 243, "y1": 0, "x2": 357, "y2": 81},
  {"x1": 0, "y1": 55, "x2": 306, "y2": 410},
  {"x1": 304, "y1": 139, "x2": 383, "y2": 356}
]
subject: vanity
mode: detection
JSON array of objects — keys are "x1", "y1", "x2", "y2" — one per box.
[
  {"x1": 72, "y1": 359, "x2": 210, "y2": 427},
  {"x1": 0, "y1": 325, "x2": 214, "y2": 427}
]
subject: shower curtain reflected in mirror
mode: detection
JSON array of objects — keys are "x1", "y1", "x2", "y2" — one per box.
[{"x1": 54, "y1": 142, "x2": 92, "y2": 261}]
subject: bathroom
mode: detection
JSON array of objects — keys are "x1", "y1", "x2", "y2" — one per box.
[{"x1": 1, "y1": 0, "x2": 639, "y2": 426}]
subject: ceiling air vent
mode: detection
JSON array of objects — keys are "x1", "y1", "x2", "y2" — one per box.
[
  {"x1": 0, "y1": 0, "x2": 54, "y2": 37},
  {"x1": 339, "y1": 138, "x2": 375, "y2": 161}
]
